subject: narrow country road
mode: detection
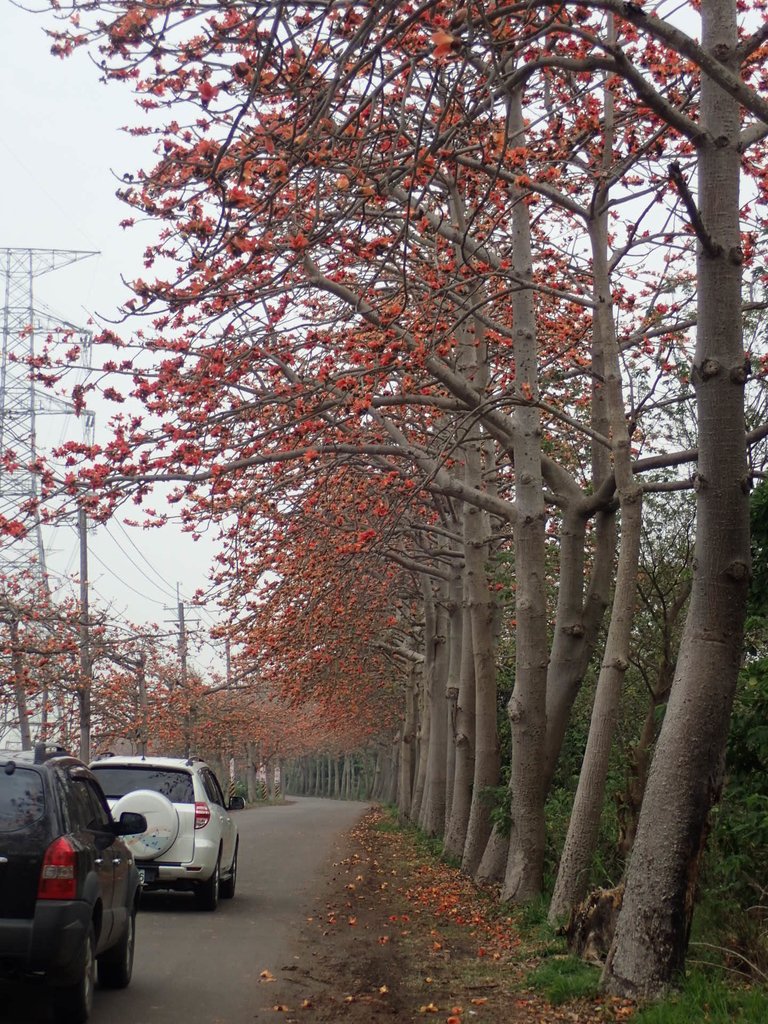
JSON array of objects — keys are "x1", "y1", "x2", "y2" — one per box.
[{"x1": 0, "y1": 798, "x2": 370, "y2": 1024}]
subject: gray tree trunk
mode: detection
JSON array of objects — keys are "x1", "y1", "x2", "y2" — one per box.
[
  {"x1": 605, "y1": 0, "x2": 749, "y2": 996},
  {"x1": 549, "y1": 133, "x2": 644, "y2": 919},
  {"x1": 10, "y1": 621, "x2": 32, "y2": 751},
  {"x1": 543, "y1": 506, "x2": 616, "y2": 791},
  {"x1": 387, "y1": 737, "x2": 400, "y2": 804},
  {"x1": 444, "y1": 566, "x2": 463, "y2": 834},
  {"x1": 444, "y1": 573, "x2": 474, "y2": 858},
  {"x1": 462, "y1": 497, "x2": 501, "y2": 877},
  {"x1": 410, "y1": 583, "x2": 434, "y2": 824},
  {"x1": 419, "y1": 578, "x2": 450, "y2": 836},
  {"x1": 246, "y1": 742, "x2": 259, "y2": 803},
  {"x1": 503, "y1": 88, "x2": 549, "y2": 902},
  {"x1": 398, "y1": 662, "x2": 419, "y2": 819},
  {"x1": 476, "y1": 817, "x2": 511, "y2": 885}
]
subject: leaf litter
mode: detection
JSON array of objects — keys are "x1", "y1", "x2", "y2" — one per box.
[{"x1": 261, "y1": 808, "x2": 635, "y2": 1024}]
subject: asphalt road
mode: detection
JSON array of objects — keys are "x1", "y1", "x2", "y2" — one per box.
[{"x1": 0, "y1": 797, "x2": 370, "y2": 1024}]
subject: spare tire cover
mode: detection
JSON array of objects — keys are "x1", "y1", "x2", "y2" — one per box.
[{"x1": 112, "y1": 789, "x2": 179, "y2": 859}]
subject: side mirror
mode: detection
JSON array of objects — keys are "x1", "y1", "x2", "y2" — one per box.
[
  {"x1": 116, "y1": 811, "x2": 148, "y2": 836},
  {"x1": 228, "y1": 796, "x2": 245, "y2": 811}
]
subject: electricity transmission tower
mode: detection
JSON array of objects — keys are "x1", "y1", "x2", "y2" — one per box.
[{"x1": 0, "y1": 247, "x2": 97, "y2": 582}]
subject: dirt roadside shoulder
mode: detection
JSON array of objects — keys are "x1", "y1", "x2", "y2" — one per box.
[{"x1": 259, "y1": 807, "x2": 636, "y2": 1024}]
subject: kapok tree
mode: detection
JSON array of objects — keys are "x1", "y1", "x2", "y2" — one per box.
[
  {"x1": 39, "y1": 0, "x2": 768, "y2": 997},
  {"x1": 435, "y1": 0, "x2": 765, "y2": 996}
]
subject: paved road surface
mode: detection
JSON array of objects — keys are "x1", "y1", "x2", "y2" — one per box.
[{"x1": 0, "y1": 797, "x2": 369, "y2": 1024}]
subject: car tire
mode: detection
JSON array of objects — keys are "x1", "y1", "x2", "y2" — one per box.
[
  {"x1": 195, "y1": 856, "x2": 220, "y2": 911},
  {"x1": 220, "y1": 842, "x2": 238, "y2": 900},
  {"x1": 52, "y1": 924, "x2": 96, "y2": 1024},
  {"x1": 97, "y1": 905, "x2": 136, "y2": 989}
]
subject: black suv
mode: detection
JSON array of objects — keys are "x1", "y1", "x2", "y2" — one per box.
[{"x1": 0, "y1": 745, "x2": 147, "y2": 1023}]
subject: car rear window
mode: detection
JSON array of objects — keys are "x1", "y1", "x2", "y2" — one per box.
[
  {"x1": 91, "y1": 766, "x2": 195, "y2": 803},
  {"x1": 0, "y1": 766, "x2": 45, "y2": 831}
]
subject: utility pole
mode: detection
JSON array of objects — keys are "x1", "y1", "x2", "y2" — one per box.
[
  {"x1": 103, "y1": 643, "x2": 150, "y2": 756},
  {"x1": 78, "y1": 501, "x2": 92, "y2": 762},
  {"x1": 177, "y1": 584, "x2": 188, "y2": 691},
  {"x1": 137, "y1": 648, "x2": 148, "y2": 756},
  {"x1": 225, "y1": 637, "x2": 235, "y2": 795},
  {"x1": 164, "y1": 590, "x2": 203, "y2": 757},
  {"x1": 176, "y1": 584, "x2": 193, "y2": 757}
]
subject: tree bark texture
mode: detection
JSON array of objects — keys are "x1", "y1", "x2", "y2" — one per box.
[
  {"x1": 444, "y1": 567, "x2": 463, "y2": 835},
  {"x1": 476, "y1": 819, "x2": 511, "y2": 885},
  {"x1": 10, "y1": 620, "x2": 32, "y2": 751},
  {"x1": 549, "y1": 164, "x2": 644, "y2": 921},
  {"x1": 410, "y1": 584, "x2": 433, "y2": 824},
  {"x1": 419, "y1": 578, "x2": 450, "y2": 836},
  {"x1": 543, "y1": 506, "x2": 616, "y2": 791},
  {"x1": 605, "y1": 0, "x2": 749, "y2": 996},
  {"x1": 462, "y1": 495, "x2": 501, "y2": 876},
  {"x1": 503, "y1": 88, "x2": 549, "y2": 902},
  {"x1": 444, "y1": 582, "x2": 476, "y2": 860},
  {"x1": 398, "y1": 661, "x2": 419, "y2": 820}
]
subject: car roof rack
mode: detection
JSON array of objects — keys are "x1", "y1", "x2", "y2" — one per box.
[{"x1": 33, "y1": 743, "x2": 71, "y2": 764}]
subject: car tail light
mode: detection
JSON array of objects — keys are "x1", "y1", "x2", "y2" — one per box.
[
  {"x1": 38, "y1": 837, "x2": 77, "y2": 900},
  {"x1": 194, "y1": 802, "x2": 211, "y2": 829}
]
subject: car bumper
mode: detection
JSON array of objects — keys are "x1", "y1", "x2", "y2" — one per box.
[
  {"x1": 137, "y1": 856, "x2": 218, "y2": 889},
  {"x1": 137, "y1": 831, "x2": 220, "y2": 884},
  {"x1": 0, "y1": 901, "x2": 91, "y2": 983}
]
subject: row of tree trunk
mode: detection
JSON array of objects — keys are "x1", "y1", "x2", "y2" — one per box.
[{"x1": 285, "y1": 749, "x2": 398, "y2": 803}]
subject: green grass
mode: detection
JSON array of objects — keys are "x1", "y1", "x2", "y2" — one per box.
[
  {"x1": 504, "y1": 894, "x2": 568, "y2": 960},
  {"x1": 371, "y1": 807, "x2": 768, "y2": 1020},
  {"x1": 513, "y1": 893, "x2": 552, "y2": 931},
  {"x1": 526, "y1": 958, "x2": 768, "y2": 1020},
  {"x1": 411, "y1": 828, "x2": 445, "y2": 859},
  {"x1": 371, "y1": 807, "x2": 461, "y2": 866},
  {"x1": 373, "y1": 814, "x2": 402, "y2": 834},
  {"x1": 526, "y1": 954, "x2": 601, "y2": 1004},
  {"x1": 634, "y1": 971, "x2": 768, "y2": 1023}
]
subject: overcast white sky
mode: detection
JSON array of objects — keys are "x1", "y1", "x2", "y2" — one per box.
[{"x1": 1, "y1": 3, "x2": 223, "y2": 670}]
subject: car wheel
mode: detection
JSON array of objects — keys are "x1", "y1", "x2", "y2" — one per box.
[
  {"x1": 220, "y1": 842, "x2": 238, "y2": 900},
  {"x1": 52, "y1": 924, "x2": 96, "y2": 1024},
  {"x1": 195, "y1": 856, "x2": 220, "y2": 911},
  {"x1": 97, "y1": 906, "x2": 136, "y2": 989}
]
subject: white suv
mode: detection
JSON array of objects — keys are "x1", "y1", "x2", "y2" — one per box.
[{"x1": 89, "y1": 755, "x2": 241, "y2": 911}]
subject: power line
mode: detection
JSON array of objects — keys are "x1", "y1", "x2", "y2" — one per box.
[
  {"x1": 87, "y1": 547, "x2": 168, "y2": 607},
  {"x1": 106, "y1": 522, "x2": 222, "y2": 630},
  {"x1": 101, "y1": 521, "x2": 182, "y2": 602},
  {"x1": 111, "y1": 518, "x2": 181, "y2": 600}
]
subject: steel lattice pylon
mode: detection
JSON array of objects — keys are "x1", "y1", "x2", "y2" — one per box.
[{"x1": 0, "y1": 247, "x2": 98, "y2": 582}]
